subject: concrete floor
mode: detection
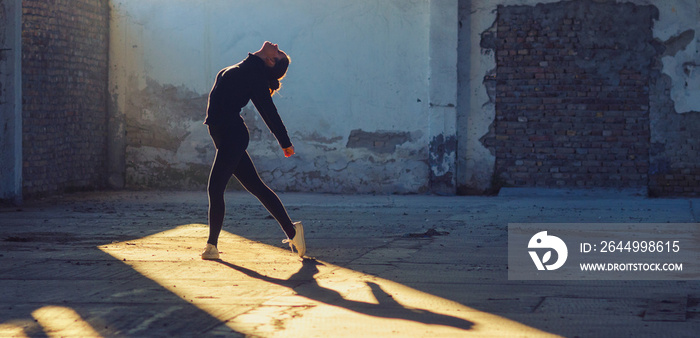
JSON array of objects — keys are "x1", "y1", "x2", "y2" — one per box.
[{"x1": 0, "y1": 189, "x2": 699, "y2": 337}]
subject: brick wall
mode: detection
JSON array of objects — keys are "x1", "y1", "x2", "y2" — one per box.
[
  {"x1": 22, "y1": 0, "x2": 110, "y2": 196},
  {"x1": 486, "y1": 2, "x2": 657, "y2": 190}
]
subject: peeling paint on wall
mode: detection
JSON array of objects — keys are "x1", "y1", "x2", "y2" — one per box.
[
  {"x1": 428, "y1": 134, "x2": 456, "y2": 194},
  {"x1": 110, "y1": 0, "x2": 441, "y2": 194},
  {"x1": 483, "y1": 1, "x2": 656, "y2": 189},
  {"x1": 107, "y1": 0, "x2": 700, "y2": 196},
  {"x1": 124, "y1": 78, "x2": 211, "y2": 189},
  {"x1": 656, "y1": 2, "x2": 700, "y2": 114},
  {"x1": 126, "y1": 78, "x2": 206, "y2": 150},
  {"x1": 662, "y1": 29, "x2": 695, "y2": 57},
  {"x1": 455, "y1": 1, "x2": 498, "y2": 195},
  {"x1": 649, "y1": 67, "x2": 700, "y2": 196},
  {"x1": 346, "y1": 129, "x2": 412, "y2": 154},
  {"x1": 461, "y1": 0, "x2": 700, "y2": 195},
  {"x1": 299, "y1": 132, "x2": 344, "y2": 152}
]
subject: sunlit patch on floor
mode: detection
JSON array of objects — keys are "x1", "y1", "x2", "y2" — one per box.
[
  {"x1": 0, "y1": 307, "x2": 104, "y2": 337},
  {"x1": 98, "y1": 224, "x2": 559, "y2": 337},
  {"x1": 0, "y1": 321, "x2": 31, "y2": 338},
  {"x1": 32, "y1": 306, "x2": 103, "y2": 337}
]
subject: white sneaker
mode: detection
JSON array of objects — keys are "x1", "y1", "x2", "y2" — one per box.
[
  {"x1": 201, "y1": 244, "x2": 220, "y2": 260},
  {"x1": 283, "y1": 222, "x2": 306, "y2": 257}
]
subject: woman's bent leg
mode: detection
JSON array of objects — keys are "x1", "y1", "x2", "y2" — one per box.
[{"x1": 233, "y1": 152, "x2": 296, "y2": 239}]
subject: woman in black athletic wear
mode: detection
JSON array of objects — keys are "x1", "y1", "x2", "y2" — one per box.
[{"x1": 202, "y1": 41, "x2": 305, "y2": 260}]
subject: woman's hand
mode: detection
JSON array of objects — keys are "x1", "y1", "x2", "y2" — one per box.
[{"x1": 283, "y1": 146, "x2": 295, "y2": 157}]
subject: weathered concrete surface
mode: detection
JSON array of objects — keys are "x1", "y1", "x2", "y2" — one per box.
[
  {"x1": 108, "y1": 0, "x2": 455, "y2": 194},
  {"x1": 1, "y1": 190, "x2": 700, "y2": 336},
  {"x1": 106, "y1": 0, "x2": 700, "y2": 195},
  {"x1": 654, "y1": 0, "x2": 700, "y2": 114}
]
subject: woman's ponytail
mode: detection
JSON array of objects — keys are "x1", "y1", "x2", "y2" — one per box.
[
  {"x1": 267, "y1": 52, "x2": 290, "y2": 96},
  {"x1": 268, "y1": 78, "x2": 281, "y2": 95}
]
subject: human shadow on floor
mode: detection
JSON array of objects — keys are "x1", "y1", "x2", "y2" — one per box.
[{"x1": 216, "y1": 258, "x2": 473, "y2": 331}]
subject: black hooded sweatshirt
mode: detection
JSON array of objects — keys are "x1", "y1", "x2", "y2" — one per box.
[{"x1": 204, "y1": 54, "x2": 292, "y2": 149}]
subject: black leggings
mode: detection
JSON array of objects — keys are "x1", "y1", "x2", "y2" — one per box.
[{"x1": 206, "y1": 120, "x2": 295, "y2": 247}]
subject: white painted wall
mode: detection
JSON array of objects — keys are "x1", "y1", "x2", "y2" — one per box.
[
  {"x1": 109, "y1": 0, "x2": 699, "y2": 194},
  {"x1": 109, "y1": 0, "x2": 451, "y2": 193},
  {"x1": 652, "y1": 0, "x2": 700, "y2": 114}
]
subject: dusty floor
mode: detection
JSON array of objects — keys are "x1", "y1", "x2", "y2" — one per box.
[{"x1": 1, "y1": 189, "x2": 699, "y2": 337}]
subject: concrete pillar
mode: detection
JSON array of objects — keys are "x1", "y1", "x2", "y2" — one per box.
[
  {"x1": 107, "y1": 4, "x2": 127, "y2": 189},
  {"x1": 456, "y1": 0, "x2": 497, "y2": 194},
  {"x1": 0, "y1": 0, "x2": 22, "y2": 205},
  {"x1": 428, "y1": 0, "x2": 458, "y2": 195}
]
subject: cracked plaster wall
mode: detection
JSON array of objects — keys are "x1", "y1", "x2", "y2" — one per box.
[
  {"x1": 459, "y1": 0, "x2": 700, "y2": 194},
  {"x1": 648, "y1": 0, "x2": 700, "y2": 195},
  {"x1": 109, "y1": 0, "x2": 442, "y2": 193},
  {"x1": 458, "y1": 0, "x2": 571, "y2": 194},
  {"x1": 655, "y1": 0, "x2": 700, "y2": 114},
  {"x1": 110, "y1": 0, "x2": 699, "y2": 195}
]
